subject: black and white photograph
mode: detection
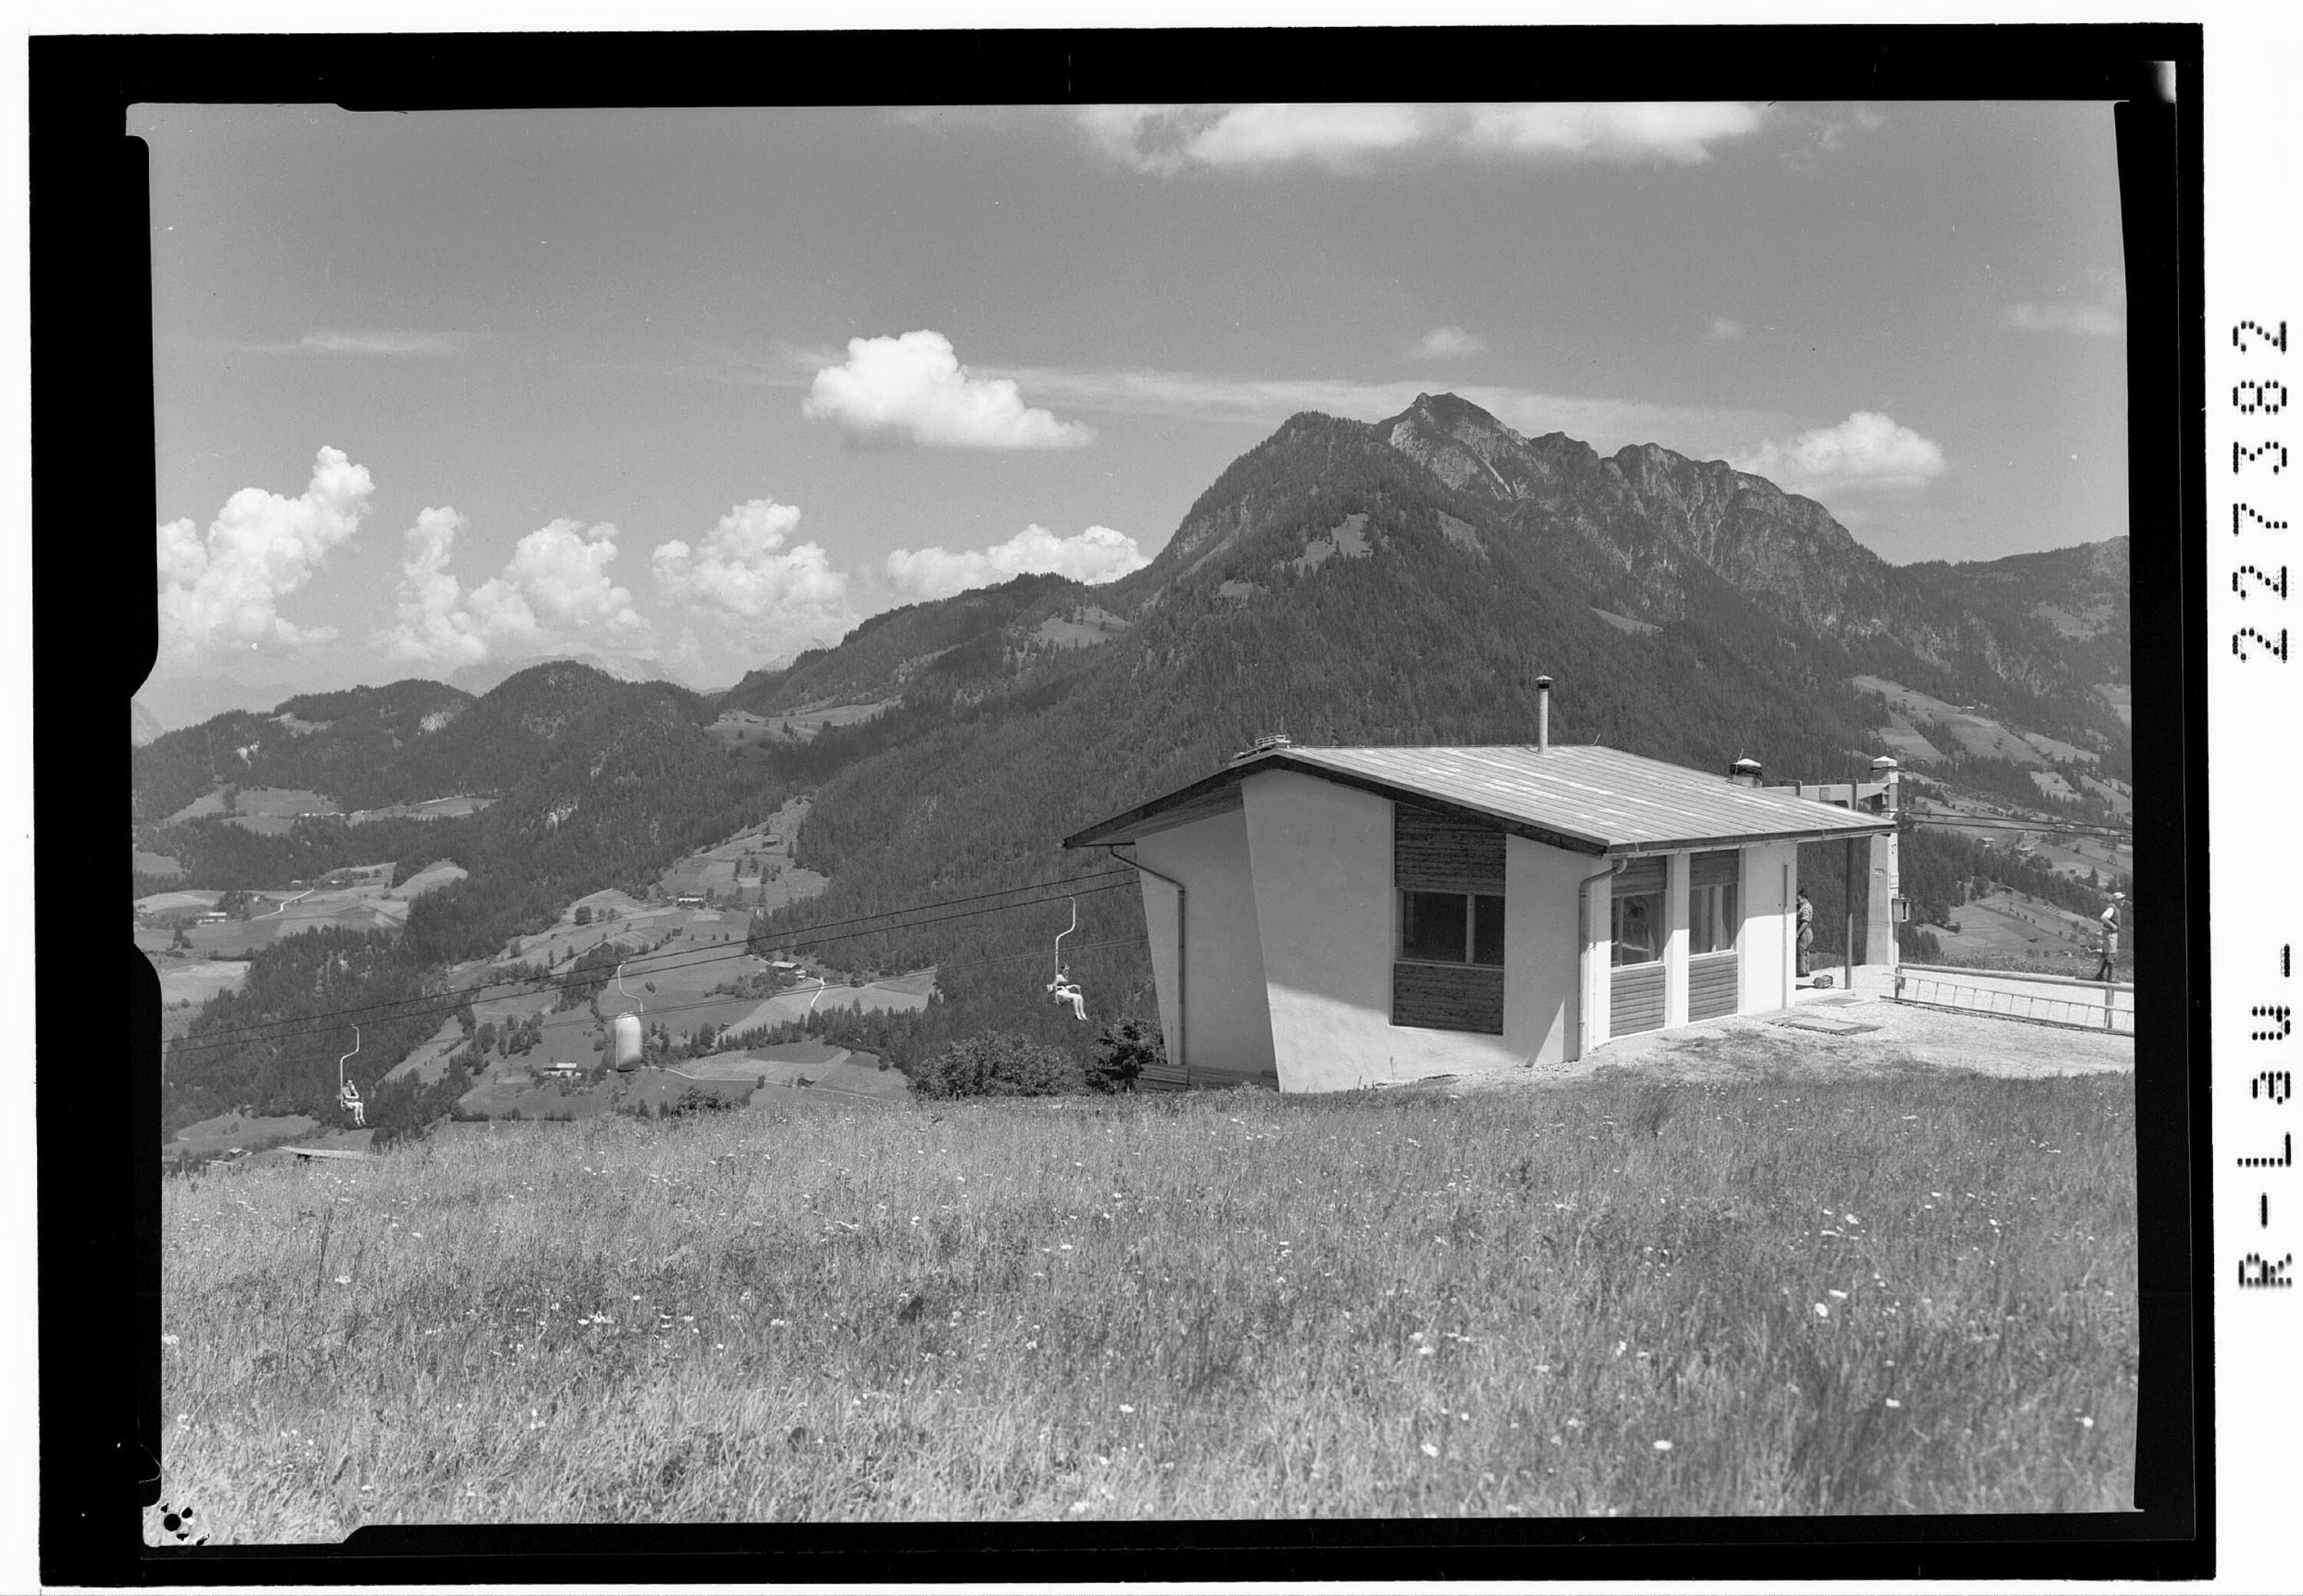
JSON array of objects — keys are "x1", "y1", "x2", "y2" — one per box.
[{"x1": 50, "y1": 23, "x2": 2216, "y2": 1579}]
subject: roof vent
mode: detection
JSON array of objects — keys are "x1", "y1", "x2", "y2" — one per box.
[
  {"x1": 1231, "y1": 732, "x2": 1294, "y2": 764},
  {"x1": 1729, "y1": 756, "x2": 1764, "y2": 788}
]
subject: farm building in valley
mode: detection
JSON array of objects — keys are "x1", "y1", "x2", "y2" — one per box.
[{"x1": 1065, "y1": 689, "x2": 1898, "y2": 1093}]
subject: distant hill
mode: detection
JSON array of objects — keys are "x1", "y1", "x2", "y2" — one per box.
[
  {"x1": 133, "y1": 661, "x2": 658, "y2": 821},
  {"x1": 131, "y1": 699, "x2": 166, "y2": 746},
  {"x1": 134, "y1": 670, "x2": 305, "y2": 729}
]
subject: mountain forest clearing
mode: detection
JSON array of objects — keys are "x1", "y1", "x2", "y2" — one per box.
[{"x1": 157, "y1": 1029, "x2": 2134, "y2": 1534}]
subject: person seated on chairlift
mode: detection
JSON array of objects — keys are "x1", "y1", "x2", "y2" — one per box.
[
  {"x1": 1046, "y1": 967, "x2": 1086, "y2": 1022},
  {"x1": 339, "y1": 1079, "x2": 365, "y2": 1127}
]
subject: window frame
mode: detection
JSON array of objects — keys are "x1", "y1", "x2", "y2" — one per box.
[
  {"x1": 1609, "y1": 883, "x2": 1665, "y2": 968},
  {"x1": 1687, "y1": 879, "x2": 1740, "y2": 957},
  {"x1": 1398, "y1": 888, "x2": 1506, "y2": 968}
]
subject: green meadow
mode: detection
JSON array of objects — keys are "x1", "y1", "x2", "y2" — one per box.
[{"x1": 157, "y1": 1068, "x2": 2135, "y2": 1535}]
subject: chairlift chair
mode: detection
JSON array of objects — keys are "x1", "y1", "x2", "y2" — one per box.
[
  {"x1": 1046, "y1": 899, "x2": 1087, "y2": 1021},
  {"x1": 337, "y1": 1025, "x2": 365, "y2": 1127}
]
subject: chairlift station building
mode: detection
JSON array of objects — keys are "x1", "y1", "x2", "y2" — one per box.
[{"x1": 1066, "y1": 717, "x2": 1896, "y2": 1093}]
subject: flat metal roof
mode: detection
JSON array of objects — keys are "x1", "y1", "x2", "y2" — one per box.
[{"x1": 1063, "y1": 743, "x2": 1895, "y2": 857}]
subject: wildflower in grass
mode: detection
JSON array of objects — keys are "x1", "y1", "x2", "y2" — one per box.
[
  {"x1": 1420, "y1": 1442, "x2": 1439, "y2": 1458},
  {"x1": 1120, "y1": 1405, "x2": 1135, "y2": 1414},
  {"x1": 161, "y1": 1333, "x2": 178, "y2": 1348},
  {"x1": 1653, "y1": 1440, "x2": 1673, "y2": 1452},
  {"x1": 1885, "y1": 1399, "x2": 1902, "y2": 1409},
  {"x1": 1813, "y1": 1304, "x2": 1829, "y2": 1319},
  {"x1": 2080, "y1": 1416, "x2": 2095, "y2": 1429},
  {"x1": 335, "y1": 1275, "x2": 352, "y2": 1286},
  {"x1": 1829, "y1": 1289, "x2": 1849, "y2": 1300}
]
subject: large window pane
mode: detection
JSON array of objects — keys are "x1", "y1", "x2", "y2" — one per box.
[
  {"x1": 1401, "y1": 890, "x2": 1469, "y2": 963},
  {"x1": 1612, "y1": 890, "x2": 1662, "y2": 967},
  {"x1": 1689, "y1": 882, "x2": 1736, "y2": 955},
  {"x1": 1471, "y1": 894, "x2": 1505, "y2": 966}
]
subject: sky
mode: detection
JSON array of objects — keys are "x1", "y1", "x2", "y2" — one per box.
[{"x1": 139, "y1": 100, "x2": 2130, "y2": 703}]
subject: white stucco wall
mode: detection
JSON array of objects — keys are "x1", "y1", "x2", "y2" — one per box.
[
  {"x1": 1132, "y1": 805, "x2": 1277, "y2": 1085},
  {"x1": 1505, "y1": 833, "x2": 1591, "y2": 1067},
  {"x1": 1241, "y1": 772, "x2": 1510, "y2": 1089},
  {"x1": 1742, "y1": 839, "x2": 1796, "y2": 1013},
  {"x1": 1239, "y1": 772, "x2": 1594, "y2": 1090},
  {"x1": 1584, "y1": 870, "x2": 1614, "y2": 1050}
]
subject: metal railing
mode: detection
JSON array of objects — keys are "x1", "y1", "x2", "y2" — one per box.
[{"x1": 1892, "y1": 962, "x2": 2133, "y2": 1035}]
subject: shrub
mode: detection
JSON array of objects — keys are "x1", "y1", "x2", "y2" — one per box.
[
  {"x1": 913, "y1": 1032, "x2": 1086, "y2": 1099},
  {"x1": 1089, "y1": 1016, "x2": 1163, "y2": 1094}
]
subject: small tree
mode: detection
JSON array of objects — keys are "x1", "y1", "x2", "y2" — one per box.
[
  {"x1": 1089, "y1": 1016, "x2": 1163, "y2": 1094},
  {"x1": 914, "y1": 1033, "x2": 1085, "y2": 1099}
]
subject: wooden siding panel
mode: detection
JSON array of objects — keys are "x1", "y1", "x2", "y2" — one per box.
[
  {"x1": 1611, "y1": 964, "x2": 1667, "y2": 1033},
  {"x1": 1395, "y1": 805, "x2": 1505, "y2": 894},
  {"x1": 1687, "y1": 952, "x2": 1739, "y2": 1020},
  {"x1": 1393, "y1": 963, "x2": 1505, "y2": 1034},
  {"x1": 1135, "y1": 1060, "x2": 1275, "y2": 1092},
  {"x1": 1616, "y1": 855, "x2": 1667, "y2": 894}
]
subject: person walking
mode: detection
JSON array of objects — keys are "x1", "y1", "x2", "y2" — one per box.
[
  {"x1": 2095, "y1": 892, "x2": 2124, "y2": 982},
  {"x1": 1795, "y1": 887, "x2": 1815, "y2": 979}
]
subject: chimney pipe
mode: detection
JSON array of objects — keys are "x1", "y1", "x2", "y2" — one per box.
[
  {"x1": 1536, "y1": 676, "x2": 1552, "y2": 752},
  {"x1": 1730, "y1": 756, "x2": 1763, "y2": 788}
]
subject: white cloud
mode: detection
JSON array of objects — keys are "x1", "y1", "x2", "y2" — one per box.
[
  {"x1": 378, "y1": 506, "x2": 489, "y2": 668},
  {"x1": 802, "y1": 330, "x2": 1094, "y2": 449},
  {"x1": 299, "y1": 329, "x2": 463, "y2": 356},
  {"x1": 1731, "y1": 411, "x2": 1948, "y2": 495},
  {"x1": 1461, "y1": 102, "x2": 1766, "y2": 164},
  {"x1": 652, "y1": 498, "x2": 861, "y2": 649},
  {"x1": 2005, "y1": 300, "x2": 2123, "y2": 338},
  {"x1": 1181, "y1": 103, "x2": 1429, "y2": 172},
  {"x1": 155, "y1": 445, "x2": 373, "y2": 660},
  {"x1": 1708, "y1": 316, "x2": 1746, "y2": 342},
  {"x1": 377, "y1": 513, "x2": 646, "y2": 668},
  {"x1": 1412, "y1": 325, "x2": 1486, "y2": 359},
  {"x1": 884, "y1": 524, "x2": 1149, "y2": 602},
  {"x1": 1079, "y1": 102, "x2": 1768, "y2": 175}
]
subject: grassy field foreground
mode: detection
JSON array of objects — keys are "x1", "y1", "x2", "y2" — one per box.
[{"x1": 157, "y1": 1070, "x2": 2136, "y2": 1534}]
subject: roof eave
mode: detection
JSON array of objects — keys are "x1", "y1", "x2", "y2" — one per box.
[
  {"x1": 1603, "y1": 819, "x2": 1895, "y2": 854},
  {"x1": 1063, "y1": 748, "x2": 1898, "y2": 854}
]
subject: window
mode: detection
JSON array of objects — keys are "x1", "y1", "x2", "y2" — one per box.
[
  {"x1": 1610, "y1": 856, "x2": 1667, "y2": 967},
  {"x1": 1688, "y1": 881, "x2": 1738, "y2": 954},
  {"x1": 1401, "y1": 891, "x2": 1505, "y2": 967},
  {"x1": 1611, "y1": 889, "x2": 1661, "y2": 966},
  {"x1": 1689, "y1": 851, "x2": 1740, "y2": 955}
]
